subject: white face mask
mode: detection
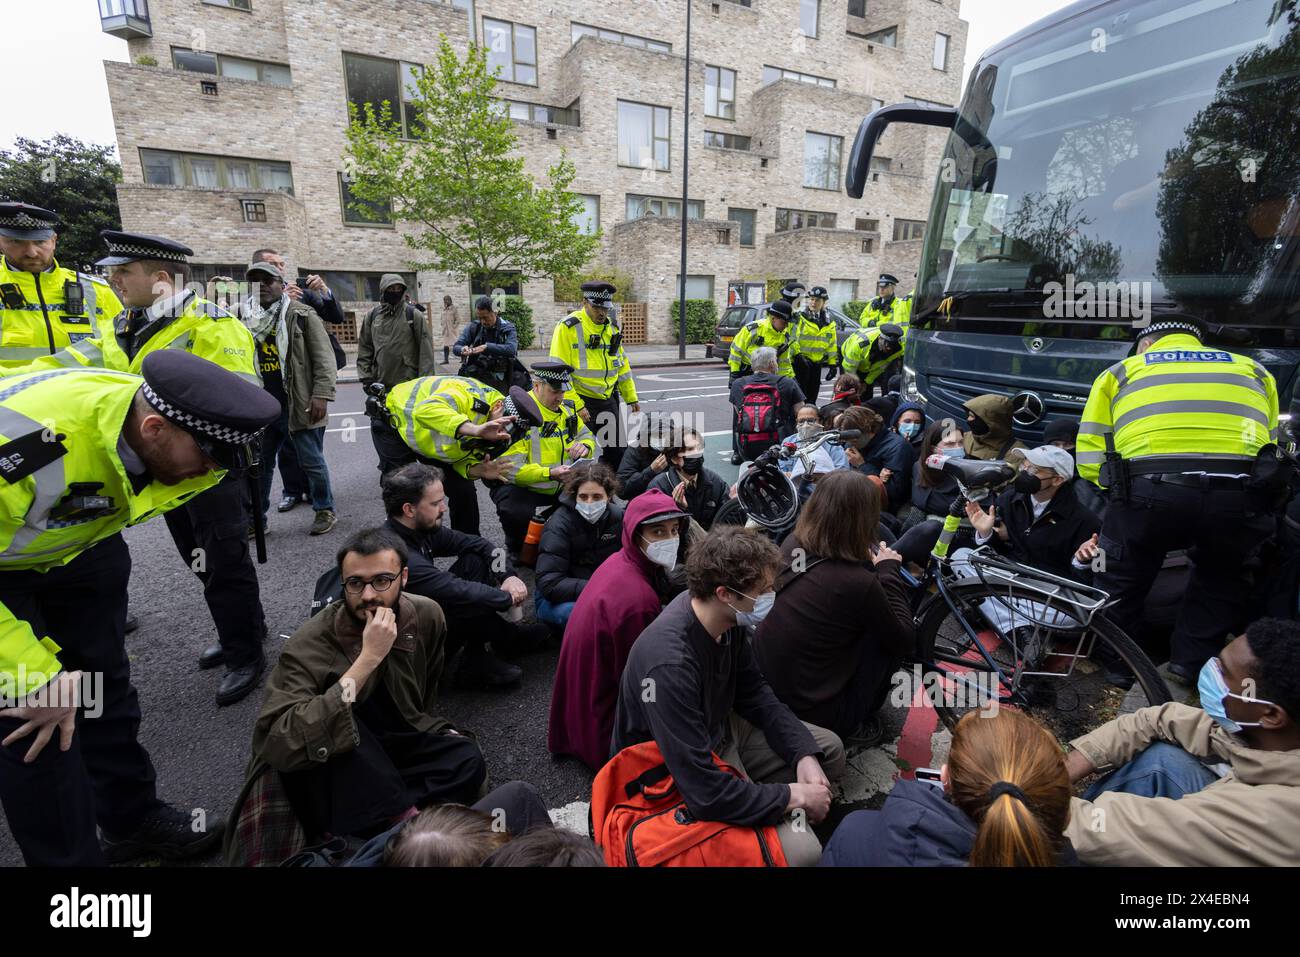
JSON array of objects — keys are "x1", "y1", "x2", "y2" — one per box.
[
  {"x1": 727, "y1": 589, "x2": 776, "y2": 628},
  {"x1": 641, "y1": 535, "x2": 678, "y2": 571},
  {"x1": 796, "y1": 421, "x2": 820, "y2": 442},
  {"x1": 576, "y1": 499, "x2": 607, "y2": 524}
]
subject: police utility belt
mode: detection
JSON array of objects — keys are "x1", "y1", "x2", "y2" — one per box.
[{"x1": 1103, "y1": 452, "x2": 1278, "y2": 498}]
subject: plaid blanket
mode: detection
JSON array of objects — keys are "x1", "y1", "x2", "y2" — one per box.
[{"x1": 226, "y1": 766, "x2": 308, "y2": 867}]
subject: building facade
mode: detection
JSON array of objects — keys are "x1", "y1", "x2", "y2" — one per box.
[{"x1": 99, "y1": 0, "x2": 967, "y2": 342}]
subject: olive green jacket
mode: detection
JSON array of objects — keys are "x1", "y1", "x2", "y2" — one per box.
[{"x1": 357, "y1": 302, "x2": 437, "y2": 390}]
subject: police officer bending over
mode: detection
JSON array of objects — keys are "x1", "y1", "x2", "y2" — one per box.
[{"x1": 0, "y1": 350, "x2": 279, "y2": 866}]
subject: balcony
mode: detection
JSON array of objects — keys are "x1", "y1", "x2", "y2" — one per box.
[{"x1": 98, "y1": 0, "x2": 152, "y2": 39}]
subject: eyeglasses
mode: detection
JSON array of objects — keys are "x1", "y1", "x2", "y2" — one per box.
[{"x1": 343, "y1": 574, "x2": 399, "y2": 595}]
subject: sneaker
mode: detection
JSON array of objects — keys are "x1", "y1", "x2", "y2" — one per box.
[
  {"x1": 100, "y1": 803, "x2": 225, "y2": 864},
  {"x1": 844, "y1": 715, "x2": 886, "y2": 751},
  {"x1": 1163, "y1": 661, "x2": 1194, "y2": 688},
  {"x1": 453, "y1": 651, "x2": 522, "y2": 690},
  {"x1": 309, "y1": 509, "x2": 337, "y2": 535},
  {"x1": 277, "y1": 494, "x2": 301, "y2": 513}
]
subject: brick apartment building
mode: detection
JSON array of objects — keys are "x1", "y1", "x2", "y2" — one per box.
[{"x1": 97, "y1": 0, "x2": 967, "y2": 343}]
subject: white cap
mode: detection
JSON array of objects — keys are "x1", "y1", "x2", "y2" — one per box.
[{"x1": 1021, "y1": 444, "x2": 1075, "y2": 479}]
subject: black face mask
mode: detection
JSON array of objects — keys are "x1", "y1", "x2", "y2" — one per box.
[
  {"x1": 382, "y1": 289, "x2": 404, "y2": 305},
  {"x1": 680, "y1": 456, "x2": 704, "y2": 476},
  {"x1": 967, "y1": 414, "x2": 990, "y2": 436},
  {"x1": 1014, "y1": 471, "x2": 1043, "y2": 495}
]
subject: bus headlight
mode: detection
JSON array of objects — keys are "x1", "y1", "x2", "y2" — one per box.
[{"x1": 903, "y1": 364, "x2": 925, "y2": 403}]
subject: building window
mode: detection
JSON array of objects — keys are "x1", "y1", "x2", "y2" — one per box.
[
  {"x1": 703, "y1": 131, "x2": 750, "y2": 150},
  {"x1": 571, "y1": 23, "x2": 671, "y2": 52},
  {"x1": 933, "y1": 33, "x2": 950, "y2": 71},
  {"x1": 848, "y1": 0, "x2": 866, "y2": 16},
  {"x1": 172, "y1": 48, "x2": 291, "y2": 86},
  {"x1": 893, "y1": 218, "x2": 926, "y2": 241},
  {"x1": 140, "y1": 149, "x2": 293, "y2": 194},
  {"x1": 799, "y1": 0, "x2": 819, "y2": 37},
  {"x1": 344, "y1": 53, "x2": 424, "y2": 138},
  {"x1": 626, "y1": 194, "x2": 703, "y2": 220},
  {"x1": 677, "y1": 275, "x2": 715, "y2": 299},
  {"x1": 618, "y1": 101, "x2": 671, "y2": 171},
  {"x1": 828, "y1": 279, "x2": 858, "y2": 305},
  {"x1": 203, "y1": 0, "x2": 251, "y2": 9},
  {"x1": 870, "y1": 97, "x2": 885, "y2": 112},
  {"x1": 704, "y1": 65, "x2": 736, "y2": 120},
  {"x1": 493, "y1": 98, "x2": 580, "y2": 126},
  {"x1": 339, "y1": 173, "x2": 392, "y2": 226},
  {"x1": 483, "y1": 18, "x2": 537, "y2": 85},
  {"x1": 241, "y1": 199, "x2": 267, "y2": 222},
  {"x1": 760, "y1": 65, "x2": 835, "y2": 88},
  {"x1": 905, "y1": 94, "x2": 953, "y2": 109},
  {"x1": 803, "y1": 131, "x2": 843, "y2": 191},
  {"x1": 727, "y1": 207, "x2": 756, "y2": 246},
  {"x1": 855, "y1": 217, "x2": 879, "y2": 232},
  {"x1": 572, "y1": 194, "x2": 599, "y2": 235},
  {"x1": 865, "y1": 27, "x2": 897, "y2": 47},
  {"x1": 775, "y1": 208, "x2": 836, "y2": 231}
]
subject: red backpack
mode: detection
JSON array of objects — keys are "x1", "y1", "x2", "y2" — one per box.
[
  {"x1": 736, "y1": 381, "x2": 781, "y2": 461},
  {"x1": 590, "y1": 741, "x2": 788, "y2": 867}
]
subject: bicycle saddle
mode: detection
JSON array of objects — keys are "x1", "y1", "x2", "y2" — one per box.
[{"x1": 942, "y1": 457, "x2": 1016, "y2": 489}]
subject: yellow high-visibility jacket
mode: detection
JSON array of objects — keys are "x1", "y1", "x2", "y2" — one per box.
[
  {"x1": 0, "y1": 256, "x2": 121, "y2": 368},
  {"x1": 549, "y1": 308, "x2": 638, "y2": 404}
]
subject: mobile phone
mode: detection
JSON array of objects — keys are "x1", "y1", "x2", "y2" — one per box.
[{"x1": 915, "y1": 767, "x2": 943, "y2": 787}]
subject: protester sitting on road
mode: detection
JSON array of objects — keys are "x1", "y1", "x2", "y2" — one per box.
[
  {"x1": 837, "y1": 405, "x2": 914, "y2": 512},
  {"x1": 962, "y1": 394, "x2": 1027, "y2": 463},
  {"x1": 1044, "y1": 417, "x2": 1106, "y2": 518},
  {"x1": 821, "y1": 710, "x2": 1075, "y2": 866},
  {"x1": 617, "y1": 412, "x2": 680, "y2": 500},
  {"x1": 779, "y1": 403, "x2": 847, "y2": 476},
  {"x1": 648, "y1": 428, "x2": 729, "y2": 530},
  {"x1": 754, "y1": 471, "x2": 915, "y2": 750},
  {"x1": 818, "y1": 373, "x2": 864, "y2": 426},
  {"x1": 548, "y1": 489, "x2": 688, "y2": 770},
  {"x1": 382, "y1": 463, "x2": 549, "y2": 691},
  {"x1": 611, "y1": 526, "x2": 847, "y2": 867},
  {"x1": 893, "y1": 420, "x2": 978, "y2": 565},
  {"x1": 225, "y1": 529, "x2": 486, "y2": 864},
  {"x1": 535, "y1": 464, "x2": 625, "y2": 631},
  {"x1": 1063, "y1": 618, "x2": 1300, "y2": 867},
  {"x1": 729, "y1": 346, "x2": 805, "y2": 463},
  {"x1": 482, "y1": 826, "x2": 607, "y2": 867},
  {"x1": 891, "y1": 401, "x2": 927, "y2": 454}
]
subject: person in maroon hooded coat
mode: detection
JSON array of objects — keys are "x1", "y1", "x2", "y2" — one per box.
[{"x1": 547, "y1": 489, "x2": 688, "y2": 770}]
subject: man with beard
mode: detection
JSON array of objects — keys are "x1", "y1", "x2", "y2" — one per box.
[{"x1": 226, "y1": 528, "x2": 487, "y2": 859}]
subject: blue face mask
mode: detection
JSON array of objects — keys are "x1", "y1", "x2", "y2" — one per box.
[
  {"x1": 728, "y1": 588, "x2": 775, "y2": 628},
  {"x1": 1197, "y1": 657, "x2": 1272, "y2": 734},
  {"x1": 899, "y1": 422, "x2": 922, "y2": 440},
  {"x1": 940, "y1": 447, "x2": 966, "y2": 459}
]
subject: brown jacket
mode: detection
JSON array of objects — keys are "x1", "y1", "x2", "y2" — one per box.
[
  {"x1": 282, "y1": 298, "x2": 337, "y2": 432},
  {"x1": 961, "y1": 394, "x2": 1027, "y2": 464},
  {"x1": 1066, "y1": 703, "x2": 1300, "y2": 866}
]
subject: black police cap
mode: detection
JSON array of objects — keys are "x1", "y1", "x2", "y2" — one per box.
[
  {"x1": 779, "y1": 282, "x2": 806, "y2": 301},
  {"x1": 767, "y1": 299, "x2": 794, "y2": 320},
  {"x1": 878, "y1": 273, "x2": 900, "y2": 286},
  {"x1": 98, "y1": 230, "x2": 193, "y2": 268},
  {"x1": 0, "y1": 202, "x2": 60, "y2": 241},
  {"x1": 140, "y1": 351, "x2": 281, "y2": 470},
  {"x1": 502, "y1": 385, "x2": 546, "y2": 428},
  {"x1": 808, "y1": 286, "x2": 829, "y2": 299},
  {"x1": 879, "y1": 322, "x2": 904, "y2": 342},
  {"x1": 530, "y1": 360, "x2": 573, "y2": 388},
  {"x1": 580, "y1": 281, "x2": 616, "y2": 306}
]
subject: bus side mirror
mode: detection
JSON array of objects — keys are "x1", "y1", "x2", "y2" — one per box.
[{"x1": 846, "y1": 103, "x2": 993, "y2": 199}]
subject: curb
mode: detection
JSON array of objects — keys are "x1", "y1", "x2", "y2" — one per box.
[{"x1": 336, "y1": 357, "x2": 723, "y2": 385}]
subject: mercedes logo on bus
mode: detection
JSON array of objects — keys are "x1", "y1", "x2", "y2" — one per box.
[{"x1": 1011, "y1": 391, "x2": 1045, "y2": 426}]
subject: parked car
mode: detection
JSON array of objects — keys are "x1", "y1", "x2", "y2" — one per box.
[{"x1": 713, "y1": 302, "x2": 860, "y2": 364}]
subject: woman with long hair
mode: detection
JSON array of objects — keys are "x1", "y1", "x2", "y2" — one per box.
[
  {"x1": 534, "y1": 463, "x2": 625, "y2": 630},
  {"x1": 821, "y1": 710, "x2": 1075, "y2": 866}
]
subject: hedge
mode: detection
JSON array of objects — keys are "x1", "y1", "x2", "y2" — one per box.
[
  {"x1": 499, "y1": 295, "x2": 535, "y2": 349},
  {"x1": 842, "y1": 300, "x2": 869, "y2": 320},
  {"x1": 553, "y1": 267, "x2": 634, "y2": 303},
  {"x1": 669, "y1": 299, "x2": 718, "y2": 344}
]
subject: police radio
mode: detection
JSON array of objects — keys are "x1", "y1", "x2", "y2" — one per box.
[
  {"x1": 62, "y1": 279, "x2": 85, "y2": 316},
  {"x1": 0, "y1": 283, "x2": 25, "y2": 310}
]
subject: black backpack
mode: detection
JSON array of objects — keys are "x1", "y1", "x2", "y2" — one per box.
[
  {"x1": 736, "y1": 381, "x2": 781, "y2": 460},
  {"x1": 308, "y1": 564, "x2": 343, "y2": 620}
]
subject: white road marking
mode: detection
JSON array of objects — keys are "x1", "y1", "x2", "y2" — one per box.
[{"x1": 641, "y1": 392, "x2": 729, "y2": 402}]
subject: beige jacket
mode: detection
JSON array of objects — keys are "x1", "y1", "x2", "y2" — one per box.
[{"x1": 1066, "y1": 702, "x2": 1300, "y2": 866}]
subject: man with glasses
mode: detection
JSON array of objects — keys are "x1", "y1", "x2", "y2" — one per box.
[{"x1": 225, "y1": 527, "x2": 488, "y2": 861}]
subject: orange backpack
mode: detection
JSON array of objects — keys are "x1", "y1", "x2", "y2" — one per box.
[{"x1": 590, "y1": 741, "x2": 788, "y2": 867}]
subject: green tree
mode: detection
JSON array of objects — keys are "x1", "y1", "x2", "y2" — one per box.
[
  {"x1": 0, "y1": 135, "x2": 122, "y2": 271},
  {"x1": 344, "y1": 36, "x2": 599, "y2": 291}
]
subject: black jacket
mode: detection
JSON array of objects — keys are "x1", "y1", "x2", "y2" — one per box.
[
  {"x1": 729, "y1": 370, "x2": 805, "y2": 439},
  {"x1": 383, "y1": 517, "x2": 513, "y2": 614},
  {"x1": 535, "y1": 494, "x2": 625, "y2": 604},
  {"x1": 617, "y1": 445, "x2": 669, "y2": 500},
  {"x1": 300, "y1": 287, "x2": 345, "y2": 327},
  {"x1": 855, "y1": 428, "x2": 915, "y2": 510},
  {"x1": 612, "y1": 591, "x2": 822, "y2": 827},
  {"x1": 911, "y1": 460, "x2": 959, "y2": 517},
  {"x1": 978, "y1": 482, "x2": 1101, "y2": 580},
  {"x1": 648, "y1": 466, "x2": 729, "y2": 529}
]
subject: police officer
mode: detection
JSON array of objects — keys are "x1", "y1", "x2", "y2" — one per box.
[
  {"x1": 0, "y1": 350, "x2": 280, "y2": 866},
  {"x1": 382, "y1": 375, "x2": 521, "y2": 536},
  {"x1": 0, "y1": 202, "x2": 120, "y2": 368},
  {"x1": 1077, "y1": 317, "x2": 1280, "y2": 683},
  {"x1": 729, "y1": 298, "x2": 800, "y2": 380},
  {"x1": 840, "y1": 321, "x2": 905, "y2": 398},
  {"x1": 549, "y1": 281, "x2": 639, "y2": 469},
  {"x1": 491, "y1": 361, "x2": 597, "y2": 554},
  {"x1": 859, "y1": 273, "x2": 912, "y2": 330},
  {"x1": 793, "y1": 285, "x2": 838, "y2": 404}
]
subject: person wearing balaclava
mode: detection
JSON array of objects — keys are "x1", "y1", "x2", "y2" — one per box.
[
  {"x1": 547, "y1": 490, "x2": 687, "y2": 771},
  {"x1": 358, "y1": 274, "x2": 438, "y2": 480},
  {"x1": 961, "y1": 394, "x2": 1027, "y2": 464}
]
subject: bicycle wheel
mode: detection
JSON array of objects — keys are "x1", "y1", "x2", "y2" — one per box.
[{"x1": 911, "y1": 577, "x2": 1171, "y2": 739}]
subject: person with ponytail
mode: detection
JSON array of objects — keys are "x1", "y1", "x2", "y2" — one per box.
[{"x1": 820, "y1": 709, "x2": 1076, "y2": 866}]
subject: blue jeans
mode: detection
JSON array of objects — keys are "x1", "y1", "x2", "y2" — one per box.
[
  {"x1": 261, "y1": 409, "x2": 334, "y2": 515},
  {"x1": 1084, "y1": 742, "x2": 1220, "y2": 801},
  {"x1": 533, "y1": 594, "x2": 576, "y2": 629}
]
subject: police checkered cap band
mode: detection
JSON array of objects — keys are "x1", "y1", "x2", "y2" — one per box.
[
  {"x1": 106, "y1": 240, "x2": 187, "y2": 262},
  {"x1": 1145, "y1": 319, "x2": 1202, "y2": 337},
  {"x1": 0, "y1": 211, "x2": 54, "y2": 229},
  {"x1": 501, "y1": 394, "x2": 521, "y2": 418},
  {"x1": 532, "y1": 368, "x2": 570, "y2": 384},
  {"x1": 583, "y1": 289, "x2": 613, "y2": 305},
  {"x1": 141, "y1": 382, "x2": 261, "y2": 445}
]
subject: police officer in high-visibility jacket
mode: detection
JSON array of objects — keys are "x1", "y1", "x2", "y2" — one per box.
[
  {"x1": 859, "y1": 273, "x2": 912, "y2": 330},
  {"x1": 549, "y1": 281, "x2": 639, "y2": 470},
  {"x1": 793, "y1": 285, "x2": 838, "y2": 404},
  {"x1": 841, "y1": 321, "x2": 905, "y2": 398},
  {"x1": 382, "y1": 375, "x2": 521, "y2": 535},
  {"x1": 491, "y1": 361, "x2": 597, "y2": 554},
  {"x1": 1077, "y1": 317, "x2": 1280, "y2": 684},
  {"x1": 0, "y1": 350, "x2": 280, "y2": 866},
  {"x1": 0, "y1": 202, "x2": 121, "y2": 368},
  {"x1": 729, "y1": 298, "x2": 800, "y2": 380}
]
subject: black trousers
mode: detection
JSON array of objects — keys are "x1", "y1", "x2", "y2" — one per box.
[
  {"x1": 371, "y1": 415, "x2": 418, "y2": 483},
  {"x1": 583, "y1": 393, "x2": 626, "y2": 470},
  {"x1": 163, "y1": 475, "x2": 265, "y2": 668},
  {"x1": 794, "y1": 356, "x2": 822, "y2": 406},
  {"x1": 439, "y1": 550, "x2": 518, "y2": 660},
  {"x1": 490, "y1": 484, "x2": 556, "y2": 551},
  {"x1": 801, "y1": 643, "x2": 902, "y2": 740},
  {"x1": 438, "y1": 462, "x2": 483, "y2": 537},
  {"x1": 0, "y1": 534, "x2": 160, "y2": 866},
  {"x1": 1096, "y1": 478, "x2": 1274, "y2": 672}
]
